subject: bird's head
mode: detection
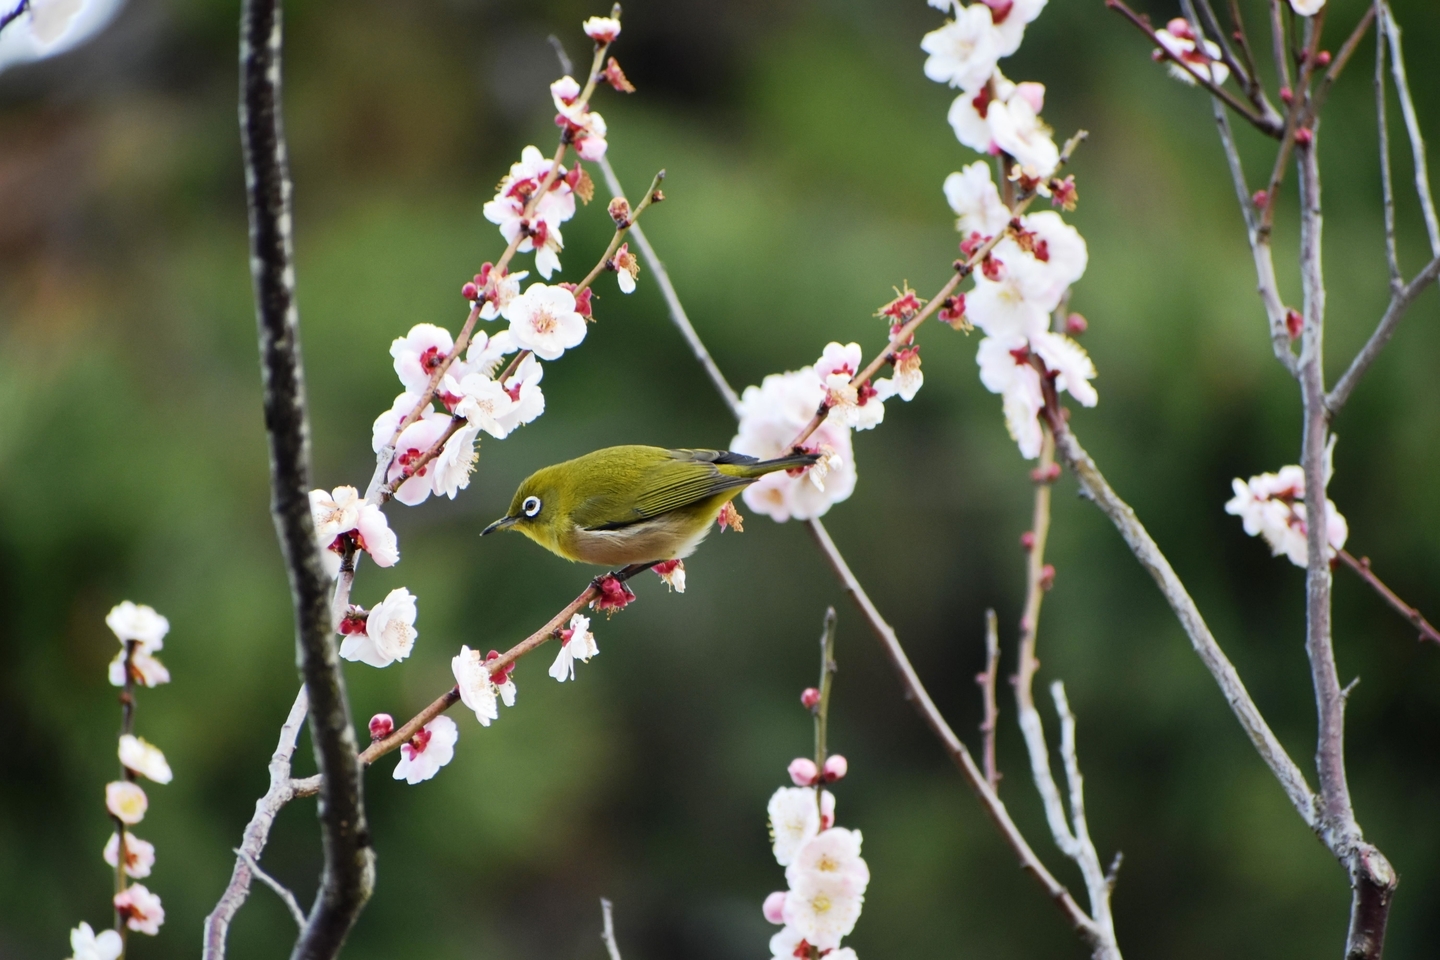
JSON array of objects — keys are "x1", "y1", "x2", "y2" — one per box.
[{"x1": 481, "y1": 465, "x2": 567, "y2": 553}]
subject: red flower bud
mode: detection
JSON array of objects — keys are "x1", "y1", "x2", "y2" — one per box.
[
  {"x1": 1315, "y1": 50, "x2": 1332, "y2": 67},
  {"x1": 1279, "y1": 86, "x2": 1293, "y2": 105},
  {"x1": 1039, "y1": 564, "x2": 1056, "y2": 591},
  {"x1": 1285, "y1": 308, "x2": 1304, "y2": 339},
  {"x1": 800, "y1": 687, "x2": 822, "y2": 709},
  {"x1": 1252, "y1": 189, "x2": 1269, "y2": 208},
  {"x1": 822, "y1": 754, "x2": 848, "y2": 782},
  {"x1": 1065, "y1": 312, "x2": 1088, "y2": 335},
  {"x1": 461, "y1": 281, "x2": 479, "y2": 301},
  {"x1": 1294, "y1": 127, "x2": 1313, "y2": 145},
  {"x1": 368, "y1": 714, "x2": 394, "y2": 740},
  {"x1": 1020, "y1": 531, "x2": 1037, "y2": 551}
]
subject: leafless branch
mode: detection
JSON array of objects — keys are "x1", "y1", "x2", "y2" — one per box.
[
  {"x1": 204, "y1": 688, "x2": 310, "y2": 960},
  {"x1": 1375, "y1": 4, "x2": 1401, "y2": 292},
  {"x1": 600, "y1": 899, "x2": 624, "y2": 960},
  {"x1": 1326, "y1": 253, "x2": 1440, "y2": 413},
  {"x1": 238, "y1": 0, "x2": 374, "y2": 954},
  {"x1": 1379, "y1": 1, "x2": 1440, "y2": 256},
  {"x1": 1337, "y1": 550, "x2": 1440, "y2": 646},
  {"x1": 1051, "y1": 681, "x2": 1118, "y2": 949},
  {"x1": 1269, "y1": 0, "x2": 1292, "y2": 94},
  {"x1": 236, "y1": 849, "x2": 307, "y2": 929},
  {"x1": 978, "y1": 610, "x2": 1001, "y2": 792}
]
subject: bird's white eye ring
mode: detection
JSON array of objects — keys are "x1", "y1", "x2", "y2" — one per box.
[{"x1": 522, "y1": 496, "x2": 542, "y2": 518}]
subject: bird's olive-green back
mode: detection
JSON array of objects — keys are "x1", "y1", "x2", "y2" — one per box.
[{"x1": 509, "y1": 446, "x2": 766, "y2": 532}]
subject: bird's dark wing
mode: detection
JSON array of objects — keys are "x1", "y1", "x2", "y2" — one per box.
[{"x1": 579, "y1": 452, "x2": 753, "y2": 531}]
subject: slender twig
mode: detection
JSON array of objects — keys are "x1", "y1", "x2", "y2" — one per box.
[
  {"x1": 600, "y1": 899, "x2": 624, "y2": 960},
  {"x1": 1327, "y1": 253, "x2": 1440, "y2": 413},
  {"x1": 1375, "y1": 6, "x2": 1401, "y2": 292},
  {"x1": 1051, "y1": 680, "x2": 1117, "y2": 950},
  {"x1": 1337, "y1": 550, "x2": 1440, "y2": 646},
  {"x1": 112, "y1": 639, "x2": 138, "y2": 945},
  {"x1": 204, "y1": 688, "x2": 310, "y2": 960},
  {"x1": 239, "y1": 2, "x2": 373, "y2": 955},
  {"x1": 1186, "y1": 0, "x2": 1249, "y2": 98},
  {"x1": 236, "y1": 850, "x2": 307, "y2": 929},
  {"x1": 1106, "y1": 0, "x2": 1281, "y2": 135},
  {"x1": 575, "y1": 169, "x2": 666, "y2": 292},
  {"x1": 978, "y1": 610, "x2": 1001, "y2": 792},
  {"x1": 812, "y1": 607, "x2": 838, "y2": 775},
  {"x1": 1226, "y1": 0, "x2": 1265, "y2": 107},
  {"x1": 1044, "y1": 414, "x2": 1319, "y2": 827},
  {"x1": 1308, "y1": 6, "x2": 1375, "y2": 118},
  {"x1": 1380, "y1": 1, "x2": 1440, "y2": 257},
  {"x1": 1270, "y1": 0, "x2": 1292, "y2": 94}
]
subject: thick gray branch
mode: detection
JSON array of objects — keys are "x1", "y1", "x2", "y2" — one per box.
[{"x1": 239, "y1": 1, "x2": 373, "y2": 956}]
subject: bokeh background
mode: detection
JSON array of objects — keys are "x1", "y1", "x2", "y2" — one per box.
[{"x1": 3, "y1": 0, "x2": 1439, "y2": 957}]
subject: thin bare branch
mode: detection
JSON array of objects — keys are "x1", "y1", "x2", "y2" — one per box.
[
  {"x1": 1051, "y1": 681, "x2": 1118, "y2": 947},
  {"x1": 600, "y1": 899, "x2": 624, "y2": 960},
  {"x1": 978, "y1": 610, "x2": 1001, "y2": 792},
  {"x1": 236, "y1": 849, "x2": 307, "y2": 929},
  {"x1": 239, "y1": 0, "x2": 374, "y2": 955},
  {"x1": 1375, "y1": 4, "x2": 1401, "y2": 292},
  {"x1": 1380, "y1": 1, "x2": 1440, "y2": 256},
  {"x1": 1270, "y1": 0, "x2": 1292, "y2": 94},
  {"x1": 1337, "y1": 550, "x2": 1440, "y2": 646},
  {"x1": 1309, "y1": 5, "x2": 1375, "y2": 117},
  {"x1": 1326, "y1": 253, "x2": 1440, "y2": 413},
  {"x1": 204, "y1": 688, "x2": 310, "y2": 960},
  {"x1": 1044, "y1": 415, "x2": 1319, "y2": 828}
]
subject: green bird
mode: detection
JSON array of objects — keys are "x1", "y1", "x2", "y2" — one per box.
[{"x1": 481, "y1": 445, "x2": 818, "y2": 566}]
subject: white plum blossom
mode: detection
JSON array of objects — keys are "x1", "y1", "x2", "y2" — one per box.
[
  {"x1": 987, "y1": 91, "x2": 1059, "y2": 177},
  {"x1": 966, "y1": 253, "x2": 1053, "y2": 342},
  {"x1": 874, "y1": 347, "x2": 923, "y2": 403},
  {"x1": 108, "y1": 648, "x2": 170, "y2": 689},
  {"x1": 451, "y1": 372, "x2": 517, "y2": 439},
  {"x1": 106, "y1": 602, "x2": 169, "y2": 651},
  {"x1": 731, "y1": 369, "x2": 856, "y2": 523},
  {"x1": 310, "y1": 486, "x2": 364, "y2": 540},
  {"x1": 548, "y1": 613, "x2": 599, "y2": 682},
  {"x1": 921, "y1": 3, "x2": 1002, "y2": 92},
  {"x1": 355, "y1": 502, "x2": 399, "y2": 567},
  {"x1": 786, "y1": 827, "x2": 871, "y2": 892},
  {"x1": 371, "y1": 391, "x2": 426, "y2": 453},
  {"x1": 613, "y1": 243, "x2": 641, "y2": 293},
  {"x1": 105, "y1": 781, "x2": 147, "y2": 825},
  {"x1": 454, "y1": 328, "x2": 519, "y2": 378},
  {"x1": 781, "y1": 872, "x2": 865, "y2": 951},
  {"x1": 483, "y1": 146, "x2": 576, "y2": 277},
  {"x1": 387, "y1": 413, "x2": 453, "y2": 506},
  {"x1": 392, "y1": 715, "x2": 458, "y2": 784},
  {"x1": 1031, "y1": 331, "x2": 1097, "y2": 407},
  {"x1": 815, "y1": 341, "x2": 884, "y2": 431},
  {"x1": 496, "y1": 353, "x2": 547, "y2": 434},
  {"x1": 341, "y1": 587, "x2": 417, "y2": 668},
  {"x1": 308, "y1": 489, "x2": 402, "y2": 569},
  {"x1": 0, "y1": 0, "x2": 125, "y2": 73},
  {"x1": 118, "y1": 735, "x2": 172, "y2": 785},
  {"x1": 987, "y1": 0, "x2": 1048, "y2": 57},
  {"x1": 66, "y1": 922, "x2": 122, "y2": 960},
  {"x1": 767, "y1": 786, "x2": 836, "y2": 866},
  {"x1": 430, "y1": 421, "x2": 481, "y2": 500},
  {"x1": 944, "y1": 160, "x2": 1010, "y2": 238},
  {"x1": 1225, "y1": 458, "x2": 1348, "y2": 568},
  {"x1": 104, "y1": 832, "x2": 156, "y2": 879},
  {"x1": 390, "y1": 323, "x2": 453, "y2": 394},
  {"x1": 1154, "y1": 19, "x2": 1231, "y2": 86},
  {"x1": 1290, "y1": 0, "x2": 1324, "y2": 15},
  {"x1": 977, "y1": 336, "x2": 1046, "y2": 458},
  {"x1": 113, "y1": 884, "x2": 164, "y2": 936},
  {"x1": 504, "y1": 283, "x2": 588, "y2": 361},
  {"x1": 452, "y1": 645, "x2": 517, "y2": 727},
  {"x1": 582, "y1": 15, "x2": 621, "y2": 43},
  {"x1": 479, "y1": 269, "x2": 528, "y2": 321}
]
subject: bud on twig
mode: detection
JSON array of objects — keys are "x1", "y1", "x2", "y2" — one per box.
[
  {"x1": 607, "y1": 197, "x2": 631, "y2": 226},
  {"x1": 1065, "y1": 312, "x2": 1088, "y2": 335},
  {"x1": 1039, "y1": 564, "x2": 1056, "y2": 591},
  {"x1": 822, "y1": 754, "x2": 848, "y2": 782},
  {"x1": 368, "y1": 714, "x2": 394, "y2": 740},
  {"x1": 801, "y1": 687, "x2": 822, "y2": 710},
  {"x1": 788, "y1": 757, "x2": 819, "y2": 786}
]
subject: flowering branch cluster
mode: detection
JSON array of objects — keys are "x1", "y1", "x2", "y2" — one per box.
[{"x1": 64, "y1": 603, "x2": 175, "y2": 960}]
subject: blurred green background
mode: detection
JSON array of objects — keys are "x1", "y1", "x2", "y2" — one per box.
[{"x1": 2, "y1": 0, "x2": 1438, "y2": 957}]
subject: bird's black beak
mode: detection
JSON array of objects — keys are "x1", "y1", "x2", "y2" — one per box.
[{"x1": 481, "y1": 515, "x2": 518, "y2": 536}]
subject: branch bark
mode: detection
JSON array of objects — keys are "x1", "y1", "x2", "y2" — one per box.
[
  {"x1": 1379, "y1": 1, "x2": 1440, "y2": 257},
  {"x1": 239, "y1": 1, "x2": 374, "y2": 956}
]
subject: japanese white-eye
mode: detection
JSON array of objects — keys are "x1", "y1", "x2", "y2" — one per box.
[{"x1": 482, "y1": 445, "x2": 818, "y2": 566}]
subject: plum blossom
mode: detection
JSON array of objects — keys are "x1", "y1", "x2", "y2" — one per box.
[
  {"x1": 874, "y1": 347, "x2": 923, "y2": 403},
  {"x1": 483, "y1": 146, "x2": 576, "y2": 277},
  {"x1": 1154, "y1": 19, "x2": 1230, "y2": 86},
  {"x1": 781, "y1": 872, "x2": 865, "y2": 951},
  {"x1": 356, "y1": 502, "x2": 399, "y2": 567},
  {"x1": 613, "y1": 242, "x2": 641, "y2": 293},
  {"x1": 987, "y1": 91, "x2": 1059, "y2": 177},
  {"x1": 763, "y1": 891, "x2": 788, "y2": 925},
  {"x1": 66, "y1": 922, "x2": 122, "y2": 960},
  {"x1": 104, "y1": 832, "x2": 155, "y2": 879},
  {"x1": 449, "y1": 372, "x2": 516, "y2": 439},
  {"x1": 390, "y1": 323, "x2": 453, "y2": 393},
  {"x1": 1225, "y1": 454, "x2": 1347, "y2": 568},
  {"x1": 430, "y1": 421, "x2": 481, "y2": 500},
  {"x1": 392, "y1": 715, "x2": 458, "y2": 784},
  {"x1": 496, "y1": 353, "x2": 547, "y2": 434},
  {"x1": 118, "y1": 735, "x2": 172, "y2": 784},
  {"x1": 453, "y1": 646, "x2": 517, "y2": 727},
  {"x1": 767, "y1": 786, "x2": 836, "y2": 866},
  {"x1": 309, "y1": 488, "x2": 400, "y2": 568},
  {"x1": 551, "y1": 75, "x2": 610, "y2": 161},
  {"x1": 0, "y1": 0, "x2": 125, "y2": 73},
  {"x1": 548, "y1": 613, "x2": 599, "y2": 682},
  {"x1": 106, "y1": 602, "x2": 169, "y2": 651},
  {"x1": 371, "y1": 391, "x2": 426, "y2": 453},
  {"x1": 109, "y1": 648, "x2": 170, "y2": 689},
  {"x1": 1031, "y1": 331, "x2": 1097, "y2": 408},
  {"x1": 921, "y1": 3, "x2": 1002, "y2": 92},
  {"x1": 731, "y1": 369, "x2": 856, "y2": 523},
  {"x1": 985, "y1": 0, "x2": 1049, "y2": 57},
  {"x1": 944, "y1": 160, "x2": 1010, "y2": 237},
  {"x1": 479, "y1": 268, "x2": 528, "y2": 321},
  {"x1": 977, "y1": 337, "x2": 1046, "y2": 458},
  {"x1": 582, "y1": 15, "x2": 621, "y2": 43},
  {"x1": 340, "y1": 587, "x2": 417, "y2": 668},
  {"x1": 504, "y1": 283, "x2": 588, "y2": 361},
  {"x1": 653, "y1": 558, "x2": 686, "y2": 593},
  {"x1": 815, "y1": 341, "x2": 884, "y2": 431},
  {"x1": 113, "y1": 884, "x2": 164, "y2": 936},
  {"x1": 105, "y1": 781, "x2": 147, "y2": 825},
  {"x1": 387, "y1": 413, "x2": 453, "y2": 506},
  {"x1": 787, "y1": 827, "x2": 870, "y2": 891},
  {"x1": 1290, "y1": 0, "x2": 1324, "y2": 14}
]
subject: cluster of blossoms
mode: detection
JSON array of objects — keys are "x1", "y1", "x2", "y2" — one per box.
[
  {"x1": 67, "y1": 602, "x2": 174, "y2": 957},
  {"x1": 763, "y1": 752, "x2": 865, "y2": 958},
  {"x1": 923, "y1": 0, "x2": 1097, "y2": 460},
  {"x1": 289, "y1": 11, "x2": 649, "y2": 789},
  {"x1": 1225, "y1": 441, "x2": 1347, "y2": 568},
  {"x1": 1148, "y1": 0, "x2": 1325, "y2": 91}
]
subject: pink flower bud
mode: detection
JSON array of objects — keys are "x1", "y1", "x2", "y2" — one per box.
[
  {"x1": 1279, "y1": 86, "x2": 1293, "y2": 105},
  {"x1": 800, "y1": 687, "x2": 822, "y2": 710},
  {"x1": 590, "y1": 574, "x2": 637, "y2": 615},
  {"x1": 822, "y1": 754, "x2": 848, "y2": 782},
  {"x1": 763, "y1": 891, "x2": 788, "y2": 925},
  {"x1": 369, "y1": 714, "x2": 394, "y2": 740},
  {"x1": 1286, "y1": 308, "x2": 1304, "y2": 339},
  {"x1": 1252, "y1": 189, "x2": 1269, "y2": 208},
  {"x1": 461, "y1": 281, "x2": 479, "y2": 301},
  {"x1": 787, "y1": 757, "x2": 819, "y2": 786},
  {"x1": 1294, "y1": 127, "x2": 1313, "y2": 145},
  {"x1": 1315, "y1": 50, "x2": 1332, "y2": 67},
  {"x1": 1040, "y1": 564, "x2": 1057, "y2": 591},
  {"x1": 1020, "y1": 531, "x2": 1036, "y2": 551},
  {"x1": 1065, "y1": 313, "x2": 1088, "y2": 335}
]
